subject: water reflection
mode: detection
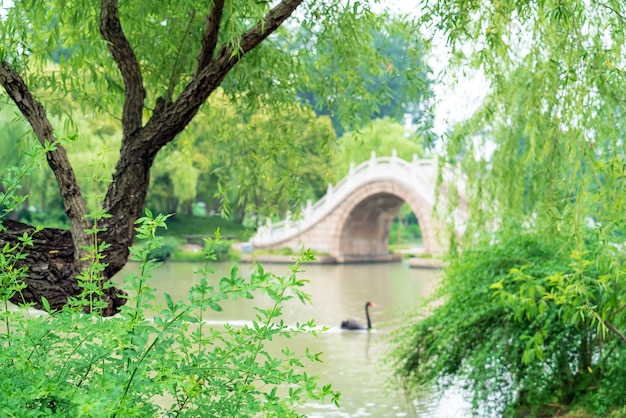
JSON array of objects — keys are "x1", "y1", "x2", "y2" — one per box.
[{"x1": 115, "y1": 260, "x2": 468, "y2": 417}]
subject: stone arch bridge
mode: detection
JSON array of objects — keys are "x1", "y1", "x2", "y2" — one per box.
[{"x1": 250, "y1": 150, "x2": 466, "y2": 263}]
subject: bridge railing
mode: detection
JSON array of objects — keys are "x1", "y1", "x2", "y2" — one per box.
[{"x1": 251, "y1": 150, "x2": 440, "y2": 247}]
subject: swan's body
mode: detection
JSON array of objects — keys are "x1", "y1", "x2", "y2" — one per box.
[{"x1": 341, "y1": 301, "x2": 375, "y2": 330}]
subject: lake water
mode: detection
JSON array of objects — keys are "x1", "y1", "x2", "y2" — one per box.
[{"x1": 116, "y1": 260, "x2": 469, "y2": 417}]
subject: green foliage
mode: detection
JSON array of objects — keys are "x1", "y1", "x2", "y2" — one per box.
[
  {"x1": 144, "y1": 90, "x2": 336, "y2": 220},
  {"x1": 389, "y1": 215, "x2": 422, "y2": 246},
  {"x1": 169, "y1": 241, "x2": 236, "y2": 262},
  {"x1": 411, "y1": 3, "x2": 626, "y2": 413},
  {"x1": 18, "y1": 207, "x2": 69, "y2": 229},
  {"x1": 146, "y1": 236, "x2": 181, "y2": 262},
  {"x1": 0, "y1": 150, "x2": 339, "y2": 416},
  {"x1": 0, "y1": 211, "x2": 339, "y2": 417},
  {"x1": 277, "y1": 247, "x2": 296, "y2": 256},
  {"x1": 332, "y1": 118, "x2": 426, "y2": 182},
  {"x1": 0, "y1": 102, "x2": 121, "y2": 227},
  {"x1": 155, "y1": 214, "x2": 252, "y2": 241},
  {"x1": 391, "y1": 224, "x2": 626, "y2": 416},
  {"x1": 430, "y1": 0, "x2": 626, "y2": 247},
  {"x1": 170, "y1": 248, "x2": 207, "y2": 263},
  {"x1": 70, "y1": 143, "x2": 115, "y2": 314},
  {"x1": 297, "y1": 17, "x2": 435, "y2": 137},
  {"x1": 0, "y1": 142, "x2": 54, "y2": 320}
]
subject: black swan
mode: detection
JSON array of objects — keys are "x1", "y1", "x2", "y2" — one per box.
[{"x1": 341, "y1": 301, "x2": 375, "y2": 330}]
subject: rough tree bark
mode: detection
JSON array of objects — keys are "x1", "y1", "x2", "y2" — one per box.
[{"x1": 0, "y1": 0, "x2": 304, "y2": 315}]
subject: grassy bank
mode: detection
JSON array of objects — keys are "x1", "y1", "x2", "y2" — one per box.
[{"x1": 158, "y1": 214, "x2": 254, "y2": 241}]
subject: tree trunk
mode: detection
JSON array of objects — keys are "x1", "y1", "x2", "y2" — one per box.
[{"x1": 1, "y1": 220, "x2": 126, "y2": 316}]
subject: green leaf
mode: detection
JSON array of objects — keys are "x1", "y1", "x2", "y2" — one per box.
[
  {"x1": 41, "y1": 296, "x2": 51, "y2": 313},
  {"x1": 208, "y1": 301, "x2": 223, "y2": 312}
]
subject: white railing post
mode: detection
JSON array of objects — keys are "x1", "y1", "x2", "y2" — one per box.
[
  {"x1": 326, "y1": 183, "x2": 334, "y2": 203},
  {"x1": 369, "y1": 151, "x2": 377, "y2": 171},
  {"x1": 305, "y1": 199, "x2": 313, "y2": 218},
  {"x1": 284, "y1": 210, "x2": 291, "y2": 230},
  {"x1": 266, "y1": 218, "x2": 273, "y2": 238},
  {"x1": 412, "y1": 153, "x2": 420, "y2": 175}
]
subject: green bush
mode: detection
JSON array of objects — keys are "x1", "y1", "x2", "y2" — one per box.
[
  {"x1": 278, "y1": 247, "x2": 295, "y2": 256},
  {"x1": 170, "y1": 239, "x2": 238, "y2": 262},
  {"x1": 171, "y1": 248, "x2": 206, "y2": 262},
  {"x1": 147, "y1": 236, "x2": 182, "y2": 261},
  {"x1": 0, "y1": 211, "x2": 339, "y2": 416},
  {"x1": 390, "y1": 223, "x2": 626, "y2": 417},
  {"x1": 213, "y1": 240, "x2": 236, "y2": 260},
  {"x1": 158, "y1": 213, "x2": 254, "y2": 241}
]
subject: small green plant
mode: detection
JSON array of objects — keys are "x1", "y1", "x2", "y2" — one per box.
[
  {"x1": 278, "y1": 246, "x2": 295, "y2": 256},
  {"x1": 0, "y1": 146, "x2": 340, "y2": 416},
  {"x1": 0, "y1": 211, "x2": 340, "y2": 416},
  {"x1": 0, "y1": 141, "x2": 56, "y2": 316},
  {"x1": 68, "y1": 144, "x2": 113, "y2": 314}
]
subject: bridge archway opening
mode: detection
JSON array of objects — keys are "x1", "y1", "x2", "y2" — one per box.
[
  {"x1": 389, "y1": 202, "x2": 423, "y2": 251},
  {"x1": 335, "y1": 189, "x2": 429, "y2": 263}
]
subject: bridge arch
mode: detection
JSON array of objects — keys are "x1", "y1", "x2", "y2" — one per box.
[{"x1": 332, "y1": 179, "x2": 439, "y2": 262}]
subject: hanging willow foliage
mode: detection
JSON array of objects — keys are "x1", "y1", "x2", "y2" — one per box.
[
  {"x1": 391, "y1": 2, "x2": 626, "y2": 416},
  {"x1": 427, "y1": 0, "x2": 626, "y2": 245}
]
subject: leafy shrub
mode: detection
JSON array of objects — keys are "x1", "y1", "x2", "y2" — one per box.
[
  {"x1": 390, "y1": 223, "x2": 626, "y2": 417},
  {"x1": 17, "y1": 206, "x2": 70, "y2": 229},
  {"x1": 147, "y1": 236, "x2": 182, "y2": 261},
  {"x1": 171, "y1": 248, "x2": 206, "y2": 262},
  {"x1": 279, "y1": 246, "x2": 295, "y2": 256},
  {"x1": 158, "y1": 213, "x2": 254, "y2": 241},
  {"x1": 212, "y1": 239, "x2": 235, "y2": 260},
  {"x1": 0, "y1": 210, "x2": 339, "y2": 416},
  {"x1": 170, "y1": 240, "x2": 237, "y2": 262},
  {"x1": 389, "y1": 221, "x2": 422, "y2": 246},
  {"x1": 0, "y1": 131, "x2": 338, "y2": 418}
]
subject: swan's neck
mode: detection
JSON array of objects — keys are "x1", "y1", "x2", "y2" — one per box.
[{"x1": 365, "y1": 305, "x2": 372, "y2": 329}]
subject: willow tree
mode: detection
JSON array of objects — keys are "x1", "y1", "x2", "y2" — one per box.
[
  {"x1": 146, "y1": 90, "x2": 336, "y2": 221},
  {"x1": 0, "y1": 0, "x2": 424, "y2": 314},
  {"x1": 391, "y1": 0, "x2": 626, "y2": 414}
]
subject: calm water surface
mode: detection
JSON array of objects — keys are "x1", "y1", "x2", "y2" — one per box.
[{"x1": 116, "y1": 261, "x2": 469, "y2": 417}]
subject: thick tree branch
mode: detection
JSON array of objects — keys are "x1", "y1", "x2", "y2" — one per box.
[
  {"x1": 236, "y1": 0, "x2": 303, "y2": 56},
  {"x1": 148, "y1": 0, "x2": 303, "y2": 144},
  {"x1": 0, "y1": 61, "x2": 92, "y2": 265},
  {"x1": 195, "y1": 0, "x2": 225, "y2": 77},
  {"x1": 100, "y1": 0, "x2": 146, "y2": 137}
]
